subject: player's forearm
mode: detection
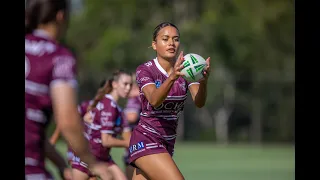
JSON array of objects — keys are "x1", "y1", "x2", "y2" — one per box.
[
  {"x1": 45, "y1": 140, "x2": 67, "y2": 171},
  {"x1": 58, "y1": 116, "x2": 95, "y2": 166},
  {"x1": 149, "y1": 77, "x2": 176, "y2": 107},
  {"x1": 194, "y1": 81, "x2": 207, "y2": 108},
  {"x1": 50, "y1": 127, "x2": 61, "y2": 145},
  {"x1": 122, "y1": 131, "x2": 131, "y2": 142},
  {"x1": 102, "y1": 135, "x2": 129, "y2": 148}
]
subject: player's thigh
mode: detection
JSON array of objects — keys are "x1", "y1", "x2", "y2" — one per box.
[
  {"x1": 72, "y1": 168, "x2": 90, "y2": 180},
  {"x1": 108, "y1": 164, "x2": 127, "y2": 180},
  {"x1": 125, "y1": 165, "x2": 135, "y2": 180},
  {"x1": 134, "y1": 152, "x2": 184, "y2": 180}
]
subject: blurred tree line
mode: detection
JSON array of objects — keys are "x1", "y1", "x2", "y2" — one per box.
[{"x1": 51, "y1": 0, "x2": 294, "y2": 144}]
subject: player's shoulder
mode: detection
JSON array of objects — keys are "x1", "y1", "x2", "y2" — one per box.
[
  {"x1": 136, "y1": 59, "x2": 155, "y2": 72},
  {"x1": 98, "y1": 95, "x2": 118, "y2": 110}
]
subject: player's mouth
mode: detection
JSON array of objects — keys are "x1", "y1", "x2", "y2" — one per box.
[{"x1": 167, "y1": 48, "x2": 176, "y2": 53}]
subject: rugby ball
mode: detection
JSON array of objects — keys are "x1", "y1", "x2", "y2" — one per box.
[{"x1": 181, "y1": 53, "x2": 207, "y2": 82}]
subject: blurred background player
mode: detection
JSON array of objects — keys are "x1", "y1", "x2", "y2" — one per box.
[
  {"x1": 128, "y1": 22, "x2": 210, "y2": 180},
  {"x1": 72, "y1": 70, "x2": 133, "y2": 180},
  {"x1": 25, "y1": 0, "x2": 110, "y2": 179},
  {"x1": 122, "y1": 73, "x2": 142, "y2": 179}
]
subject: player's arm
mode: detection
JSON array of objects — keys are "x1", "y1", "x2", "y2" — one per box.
[
  {"x1": 124, "y1": 99, "x2": 140, "y2": 124},
  {"x1": 44, "y1": 139, "x2": 71, "y2": 180},
  {"x1": 139, "y1": 52, "x2": 185, "y2": 108},
  {"x1": 188, "y1": 57, "x2": 211, "y2": 108},
  {"x1": 188, "y1": 83, "x2": 207, "y2": 108},
  {"x1": 51, "y1": 55, "x2": 95, "y2": 166},
  {"x1": 125, "y1": 111, "x2": 139, "y2": 124},
  {"x1": 50, "y1": 126, "x2": 61, "y2": 145},
  {"x1": 101, "y1": 133, "x2": 129, "y2": 148}
]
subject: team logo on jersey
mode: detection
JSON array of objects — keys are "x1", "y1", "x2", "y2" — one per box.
[
  {"x1": 179, "y1": 82, "x2": 186, "y2": 92},
  {"x1": 155, "y1": 80, "x2": 161, "y2": 88},
  {"x1": 25, "y1": 56, "x2": 30, "y2": 78}
]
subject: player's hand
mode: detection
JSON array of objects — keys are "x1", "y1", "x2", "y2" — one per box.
[
  {"x1": 84, "y1": 112, "x2": 93, "y2": 123},
  {"x1": 169, "y1": 51, "x2": 185, "y2": 81},
  {"x1": 89, "y1": 162, "x2": 112, "y2": 180},
  {"x1": 61, "y1": 168, "x2": 72, "y2": 180},
  {"x1": 199, "y1": 57, "x2": 211, "y2": 83}
]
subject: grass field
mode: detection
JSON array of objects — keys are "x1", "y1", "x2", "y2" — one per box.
[{"x1": 47, "y1": 141, "x2": 294, "y2": 180}]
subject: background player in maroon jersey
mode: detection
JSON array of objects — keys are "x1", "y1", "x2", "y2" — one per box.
[
  {"x1": 72, "y1": 70, "x2": 133, "y2": 180},
  {"x1": 123, "y1": 73, "x2": 142, "y2": 179},
  {"x1": 128, "y1": 22, "x2": 210, "y2": 180},
  {"x1": 25, "y1": 0, "x2": 110, "y2": 179}
]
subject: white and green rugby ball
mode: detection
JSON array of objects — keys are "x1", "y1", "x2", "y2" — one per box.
[{"x1": 181, "y1": 53, "x2": 207, "y2": 82}]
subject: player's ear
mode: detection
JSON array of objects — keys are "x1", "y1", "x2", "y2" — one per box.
[
  {"x1": 112, "y1": 80, "x2": 118, "y2": 89},
  {"x1": 56, "y1": 10, "x2": 65, "y2": 23},
  {"x1": 152, "y1": 41, "x2": 157, "y2": 51}
]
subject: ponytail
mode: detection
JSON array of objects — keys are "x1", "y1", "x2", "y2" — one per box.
[
  {"x1": 87, "y1": 79, "x2": 112, "y2": 111},
  {"x1": 86, "y1": 69, "x2": 131, "y2": 111}
]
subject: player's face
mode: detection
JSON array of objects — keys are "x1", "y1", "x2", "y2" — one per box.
[
  {"x1": 115, "y1": 74, "x2": 133, "y2": 98},
  {"x1": 153, "y1": 26, "x2": 180, "y2": 61}
]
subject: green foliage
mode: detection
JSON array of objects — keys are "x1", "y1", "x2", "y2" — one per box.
[{"x1": 66, "y1": 0, "x2": 294, "y2": 142}]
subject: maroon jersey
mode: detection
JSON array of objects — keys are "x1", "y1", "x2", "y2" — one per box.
[
  {"x1": 135, "y1": 58, "x2": 199, "y2": 141},
  {"x1": 78, "y1": 100, "x2": 93, "y2": 117},
  {"x1": 87, "y1": 94, "x2": 130, "y2": 161},
  {"x1": 25, "y1": 30, "x2": 77, "y2": 177}
]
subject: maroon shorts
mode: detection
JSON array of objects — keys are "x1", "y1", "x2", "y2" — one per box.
[
  {"x1": 71, "y1": 154, "x2": 116, "y2": 177},
  {"x1": 128, "y1": 127, "x2": 175, "y2": 168}
]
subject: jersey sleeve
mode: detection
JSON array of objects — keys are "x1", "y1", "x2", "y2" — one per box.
[
  {"x1": 50, "y1": 50, "x2": 77, "y2": 88},
  {"x1": 98, "y1": 101, "x2": 119, "y2": 134},
  {"x1": 187, "y1": 80, "x2": 200, "y2": 88},
  {"x1": 136, "y1": 64, "x2": 155, "y2": 91}
]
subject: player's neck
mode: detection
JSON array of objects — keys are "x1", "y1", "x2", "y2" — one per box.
[
  {"x1": 157, "y1": 56, "x2": 175, "y2": 75},
  {"x1": 37, "y1": 24, "x2": 58, "y2": 40},
  {"x1": 109, "y1": 91, "x2": 119, "y2": 103}
]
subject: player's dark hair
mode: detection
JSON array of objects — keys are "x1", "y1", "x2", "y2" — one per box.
[
  {"x1": 87, "y1": 70, "x2": 131, "y2": 111},
  {"x1": 25, "y1": 0, "x2": 70, "y2": 35},
  {"x1": 152, "y1": 22, "x2": 180, "y2": 41}
]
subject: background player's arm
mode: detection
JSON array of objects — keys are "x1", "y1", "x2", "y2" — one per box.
[
  {"x1": 44, "y1": 140, "x2": 70, "y2": 178},
  {"x1": 51, "y1": 54, "x2": 95, "y2": 166},
  {"x1": 101, "y1": 133, "x2": 130, "y2": 148},
  {"x1": 50, "y1": 126, "x2": 61, "y2": 145},
  {"x1": 125, "y1": 111, "x2": 139, "y2": 124},
  {"x1": 121, "y1": 130, "x2": 131, "y2": 142},
  {"x1": 51, "y1": 83, "x2": 95, "y2": 165}
]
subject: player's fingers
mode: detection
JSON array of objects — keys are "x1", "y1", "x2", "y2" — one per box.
[
  {"x1": 175, "y1": 51, "x2": 184, "y2": 66},
  {"x1": 177, "y1": 64, "x2": 184, "y2": 71},
  {"x1": 206, "y1": 57, "x2": 211, "y2": 67},
  {"x1": 177, "y1": 72, "x2": 185, "y2": 76}
]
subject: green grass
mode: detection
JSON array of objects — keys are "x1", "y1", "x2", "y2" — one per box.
[{"x1": 47, "y1": 142, "x2": 294, "y2": 180}]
